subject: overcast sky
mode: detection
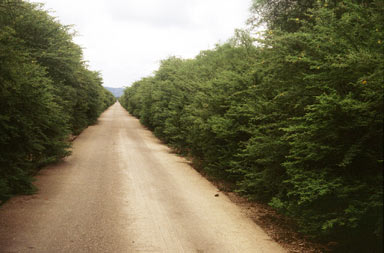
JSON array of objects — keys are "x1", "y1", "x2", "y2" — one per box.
[{"x1": 39, "y1": 0, "x2": 252, "y2": 88}]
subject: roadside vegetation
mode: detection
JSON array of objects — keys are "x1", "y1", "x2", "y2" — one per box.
[
  {"x1": 120, "y1": 0, "x2": 383, "y2": 251},
  {"x1": 0, "y1": 0, "x2": 115, "y2": 203}
]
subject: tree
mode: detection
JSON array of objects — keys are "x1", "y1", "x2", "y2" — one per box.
[{"x1": 0, "y1": 0, "x2": 115, "y2": 203}]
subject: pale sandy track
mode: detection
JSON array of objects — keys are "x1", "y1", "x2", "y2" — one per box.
[{"x1": 0, "y1": 102, "x2": 285, "y2": 253}]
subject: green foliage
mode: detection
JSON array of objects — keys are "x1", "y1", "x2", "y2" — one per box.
[
  {"x1": 0, "y1": 0, "x2": 115, "y2": 203},
  {"x1": 260, "y1": 2, "x2": 383, "y2": 251},
  {"x1": 250, "y1": 0, "x2": 316, "y2": 32},
  {"x1": 120, "y1": 0, "x2": 383, "y2": 251}
]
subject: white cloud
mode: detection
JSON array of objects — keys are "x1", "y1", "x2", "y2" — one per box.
[
  {"x1": 106, "y1": 0, "x2": 194, "y2": 28},
  {"x1": 40, "y1": 0, "x2": 252, "y2": 88}
]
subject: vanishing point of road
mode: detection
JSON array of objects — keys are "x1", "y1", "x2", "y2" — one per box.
[{"x1": 0, "y1": 102, "x2": 285, "y2": 253}]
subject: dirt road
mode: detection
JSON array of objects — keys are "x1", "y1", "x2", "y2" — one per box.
[{"x1": 0, "y1": 102, "x2": 285, "y2": 253}]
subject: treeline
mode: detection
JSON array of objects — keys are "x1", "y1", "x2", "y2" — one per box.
[
  {"x1": 0, "y1": 1, "x2": 115, "y2": 202},
  {"x1": 120, "y1": 0, "x2": 383, "y2": 251}
]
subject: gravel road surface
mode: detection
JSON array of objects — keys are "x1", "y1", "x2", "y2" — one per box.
[{"x1": 0, "y1": 102, "x2": 285, "y2": 253}]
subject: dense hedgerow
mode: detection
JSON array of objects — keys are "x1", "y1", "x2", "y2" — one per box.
[
  {"x1": 120, "y1": 0, "x2": 383, "y2": 251},
  {"x1": 0, "y1": 0, "x2": 115, "y2": 203}
]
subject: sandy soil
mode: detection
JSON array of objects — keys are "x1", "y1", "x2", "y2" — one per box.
[{"x1": 0, "y1": 102, "x2": 286, "y2": 253}]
